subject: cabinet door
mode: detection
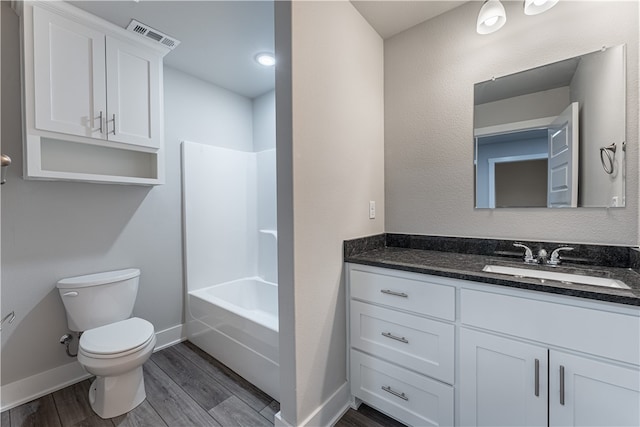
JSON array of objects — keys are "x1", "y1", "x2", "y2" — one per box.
[
  {"x1": 33, "y1": 6, "x2": 106, "y2": 138},
  {"x1": 460, "y1": 328, "x2": 548, "y2": 426},
  {"x1": 550, "y1": 351, "x2": 640, "y2": 426},
  {"x1": 105, "y1": 36, "x2": 161, "y2": 149}
]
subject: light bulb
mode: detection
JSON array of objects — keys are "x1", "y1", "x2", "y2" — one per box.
[
  {"x1": 524, "y1": 0, "x2": 558, "y2": 15},
  {"x1": 484, "y1": 16, "x2": 499, "y2": 27}
]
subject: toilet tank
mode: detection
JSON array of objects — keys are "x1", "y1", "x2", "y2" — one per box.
[{"x1": 57, "y1": 268, "x2": 141, "y2": 332}]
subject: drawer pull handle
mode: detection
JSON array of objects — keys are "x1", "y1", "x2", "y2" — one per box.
[
  {"x1": 559, "y1": 365, "x2": 565, "y2": 405},
  {"x1": 382, "y1": 385, "x2": 408, "y2": 401},
  {"x1": 382, "y1": 332, "x2": 409, "y2": 344},
  {"x1": 380, "y1": 289, "x2": 408, "y2": 298},
  {"x1": 534, "y1": 358, "x2": 540, "y2": 397}
]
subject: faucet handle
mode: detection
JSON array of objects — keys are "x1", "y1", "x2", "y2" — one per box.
[
  {"x1": 548, "y1": 246, "x2": 574, "y2": 266},
  {"x1": 514, "y1": 243, "x2": 537, "y2": 264}
]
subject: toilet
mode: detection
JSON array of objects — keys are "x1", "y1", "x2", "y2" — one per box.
[{"x1": 57, "y1": 268, "x2": 156, "y2": 419}]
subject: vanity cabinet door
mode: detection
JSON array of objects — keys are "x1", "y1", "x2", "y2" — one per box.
[
  {"x1": 33, "y1": 6, "x2": 107, "y2": 139},
  {"x1": 549, "y1": 351, "x2": 640, "y2": 426},
  {"x1": 459, "y1": 328, "x2": 548, "y2": 427}
]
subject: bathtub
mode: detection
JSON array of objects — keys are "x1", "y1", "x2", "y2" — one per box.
[{"x1": 187, "y1": 277, "x2": 279, "y2": 400}]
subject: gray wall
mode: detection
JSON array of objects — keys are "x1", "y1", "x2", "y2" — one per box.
[
  {"x1": 1, "y1": 0, "x2": 256, "y2": 386},
  {"x1": 571, "y1": 45, "x2": 626, "y2": 207},
  {"x1": 385, "y1": 0, "x2": 639, "y2": 245}
]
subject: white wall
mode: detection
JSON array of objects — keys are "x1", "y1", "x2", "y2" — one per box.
[
  {"x1": 276, "y1": 0, "x2": 385, "y2": 424},
  {"x1": 0, "y1": 0, "x2": 255, "y2": 391},
  {"x1": 164, "y1": 67, "x2": 254, "y2": 153},
  {"x1": 385, "y1": 0, "x2": 639, "y2": 245}
]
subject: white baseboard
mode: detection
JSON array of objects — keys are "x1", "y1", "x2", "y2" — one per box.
[
  {"x1": 0, "y1": 323, "x2": 186, "y2": 412},
  {"x1": 275, "y1": 382, "x2": 350, "y2": 427},
  {"x1": 0, "y1": 361, "x2": 91, "y2": 412},
  {"x1": 153, "y1": 323, "x2": 186, "y2": 351}
]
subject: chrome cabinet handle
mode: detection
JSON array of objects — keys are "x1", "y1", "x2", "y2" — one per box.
[
  {"x1": 381, "y1": 385, "x2": 408, "y2": 401},
  {"x1": 559, "y1": 365, "x2": 565, "y2": 405},
  {"x1": 380, "y1": 289, "x2": 408, "y2": 298},
  {"x1": 382, "y1": 332, "x2": 409, "y2": 344},
  {"x1": 98, "y1": 111, "x2": 103, "y2": 133},
  {"x1": 111, "y1": 114, "x2": 116, "y2": 135},
  {"x1": 534, "y1": 358, "x2": 540, "y2": 397}
]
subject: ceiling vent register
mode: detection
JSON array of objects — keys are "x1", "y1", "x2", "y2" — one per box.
[{"x1": 126, "y1": 20, "x2": 181, "y2": 50}]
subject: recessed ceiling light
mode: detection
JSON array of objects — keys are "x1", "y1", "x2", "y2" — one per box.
[{"x1": 255, "y1": 53, "x2": 275, "y2": 67}]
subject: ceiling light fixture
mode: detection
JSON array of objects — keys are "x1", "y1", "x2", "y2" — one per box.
[
  {"x1": 255, "y1": 53, "x2": 275, "y2": 67},
  {"x1": 524, "y1": 0, "x2": 559, "y2": 15},
  {"x1": 477, "y1": 0, "x2": 507, "y2": 35}
]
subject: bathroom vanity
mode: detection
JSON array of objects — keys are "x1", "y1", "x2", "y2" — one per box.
[{"x1": 345, "y1": 235, "x2": 640, "y2": 427}]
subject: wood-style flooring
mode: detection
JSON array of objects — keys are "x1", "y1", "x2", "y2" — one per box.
[{"x1": 2, "y1": 341, "x2": 404, "y2": 427}]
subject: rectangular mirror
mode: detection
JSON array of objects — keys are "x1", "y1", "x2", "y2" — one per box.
[{"x1": 474, "y1": 45, "x2": 626, "y2": 208}]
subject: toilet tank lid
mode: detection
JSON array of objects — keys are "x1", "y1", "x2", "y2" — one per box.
[{"x1": 57, "y1": 268, "x2": 140, "y2": 289}]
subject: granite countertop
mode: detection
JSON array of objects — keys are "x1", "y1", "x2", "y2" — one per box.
[{"x1": 344, "y1": 235, "x2": 640, "y2": 307}]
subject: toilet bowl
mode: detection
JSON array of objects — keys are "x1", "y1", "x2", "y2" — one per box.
[
  {"x1": 77, "y1": 317, "x2": 156, "y2": 418},
  {"x1": 57, "y1": 269, "x2": 156, "y2": 419}
]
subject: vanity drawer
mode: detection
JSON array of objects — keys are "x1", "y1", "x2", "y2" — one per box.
[
  {"x1": 350, "y1": 267, "x2": 455, "y2": 321},
  {"x1": 350, "y1": 300, "x2": 454, "y2": 383},
  {"x1": 350, "y1": 349, "x2": 454, "y2": 427},
  {"x1": 461, "y1": 288, "x2": 640, "y2": 365}
]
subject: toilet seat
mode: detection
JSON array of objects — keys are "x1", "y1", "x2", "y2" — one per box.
[{"x1": 80, "y1": 317, "x2": 155, "y2": 359}]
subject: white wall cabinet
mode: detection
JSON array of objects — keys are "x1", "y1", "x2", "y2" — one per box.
[
  {"x1": 347, "y1": 263, "x2": 640, "y2": 427},
  {"x1": 19, "y1": 1, "x2": 169, "y2": 184}
]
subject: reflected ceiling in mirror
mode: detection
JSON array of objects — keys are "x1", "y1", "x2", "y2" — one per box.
[{"x1": 474, "y1": 45, "x2": 626, "y2": 209}]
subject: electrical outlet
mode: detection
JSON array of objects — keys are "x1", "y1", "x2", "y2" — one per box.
[{"x1": 369, "y1": 201, "x2": 376, "y2": 219}]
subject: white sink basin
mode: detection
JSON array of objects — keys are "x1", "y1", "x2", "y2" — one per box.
[{"x1": 482, "y1": 265, "x2": 630, "y2": 289}]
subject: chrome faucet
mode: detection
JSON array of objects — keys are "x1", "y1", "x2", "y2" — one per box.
[
  {"x1": 513, "y1": 243, "x2": 537, "y2": 264},
  {"x1": 548, "y1": 246, "x2": 574, "y2": 266}
]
